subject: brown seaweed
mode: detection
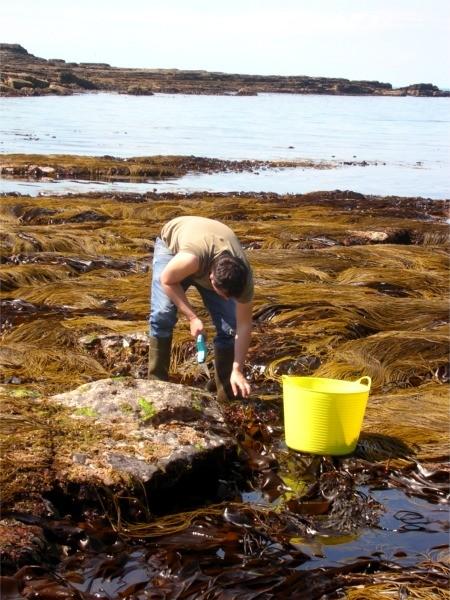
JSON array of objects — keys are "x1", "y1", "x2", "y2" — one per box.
[{"x1": 1, "y1": 186, "x2": 449, "y2": 598}]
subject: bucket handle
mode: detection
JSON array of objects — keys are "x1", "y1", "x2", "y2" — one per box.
[{"x1": 356, "y1": 376, "x2": 372, "y2": 388}]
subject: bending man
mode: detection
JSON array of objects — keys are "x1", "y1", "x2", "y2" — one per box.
[{"x1": 148, "y1": 216, "x2": 253, "y2": 400}]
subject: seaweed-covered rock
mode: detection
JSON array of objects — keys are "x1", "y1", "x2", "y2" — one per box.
[{"x1": 0, "y1": 518, "x2": 49, "y2": 572}]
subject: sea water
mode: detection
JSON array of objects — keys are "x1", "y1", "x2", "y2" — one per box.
[{"x1": 1, "y1": 92, "x2": 449, "y2": 198}]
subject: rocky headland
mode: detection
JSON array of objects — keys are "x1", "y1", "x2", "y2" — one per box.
[{"x1": 1, "y1": 43, "x2": 449, "y2": 97}]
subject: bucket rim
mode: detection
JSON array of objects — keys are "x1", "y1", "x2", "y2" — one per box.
[{"x1": 281, "y1": 374, "x2": 372, "y2": 392}]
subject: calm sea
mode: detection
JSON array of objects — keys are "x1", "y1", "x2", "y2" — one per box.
[{"x1": 1, "y1": 92, "x2": 449, "y2": 198}]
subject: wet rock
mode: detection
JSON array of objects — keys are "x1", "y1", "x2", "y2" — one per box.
[
  {"x1": 32, "y1": 165, "x2": 56, "y2": 177},
  {"x1": 26, "y1": 165, "x2": 56, "y2": 178},
  {"x1": 0, "y1": 518, "x2": 50, "y2": 572},
  {"x1": 63, "y1": 210, "x2": 109, "y2": 223}
]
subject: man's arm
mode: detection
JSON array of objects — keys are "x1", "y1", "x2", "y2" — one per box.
[
  {"x1": 160, "y1": 252, "x2": 204, "y2": 336},
  {"x1": 230, "y1": 301, "x2": 253, "y2": 397}
]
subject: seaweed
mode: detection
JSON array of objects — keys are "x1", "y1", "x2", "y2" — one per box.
[{"x1": 0, "y1": 185, "x2": 449, "y2": 597}]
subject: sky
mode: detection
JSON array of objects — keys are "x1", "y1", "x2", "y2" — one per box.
[{"x1": 1, "y1": 0, "x2": 450, "y2": 88}]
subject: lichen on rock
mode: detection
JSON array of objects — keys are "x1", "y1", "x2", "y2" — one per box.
[{"x1": 51, "y1": 377, "x2": 232, "y2": 486}]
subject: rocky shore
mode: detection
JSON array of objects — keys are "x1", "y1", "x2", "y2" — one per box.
[
  {"x1": 1, "y1": 43, "x2": 449, "y2": 97},
  {"x1": 0, "y1": 183, "x2": 449, "y2": 595}
]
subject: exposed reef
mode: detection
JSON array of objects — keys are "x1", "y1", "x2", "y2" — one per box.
[
  {"x1": 1, "y1": 43, "x2": 449, "y2": 97},
  {"x1": 0, "y1": 153, "x2": 374, "y2": 182}
]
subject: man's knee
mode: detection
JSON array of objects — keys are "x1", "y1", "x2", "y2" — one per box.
[
  {"x1": 214, "y1": 327, "x2": 235, "y2": 349},
  {"x1": 150, "y1": 306, "x2": 177, "y2": 337}
]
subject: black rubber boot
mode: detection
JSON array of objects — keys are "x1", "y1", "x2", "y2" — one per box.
[
  {"x1": 205, "y1": 378, "x2": 217, "y2": 392},
  {"x1": 148, "y1": 335, "x2": 172, "y2": 381},
  {"x1": 214, "y1": 344, "x2": 235, "y2": 401}
]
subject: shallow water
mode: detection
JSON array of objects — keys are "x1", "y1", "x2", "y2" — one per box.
[
  {"x1": 40, "y1": 488, "x2": 450, "y2": 598},
  {"x1": 1, "y1": 92, "x2": 449, "y2": 197},
  {"x1": 2, "y1": 161, "x2": 447, "y2": 199},
  {"x1": 2, "y1": 93, "x2": 449, "y2": 162},
  {"x1": 305, "y1": 487, "x2": 449, "y2": 568}
]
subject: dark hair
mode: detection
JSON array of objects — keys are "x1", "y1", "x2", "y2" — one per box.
[{"x1": 211, "y1": 252, "x2": 247, "y2": 298}]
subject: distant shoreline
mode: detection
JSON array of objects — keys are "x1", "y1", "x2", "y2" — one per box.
[{"x1": 1, "y1": 43, "x2": 449, "y2": 98}]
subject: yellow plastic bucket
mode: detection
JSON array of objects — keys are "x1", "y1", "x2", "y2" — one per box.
[{"x1": 282, "y1": 375, "x2": 371, "y2": 455}]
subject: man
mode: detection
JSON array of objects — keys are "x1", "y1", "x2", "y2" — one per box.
[{"x1": 148, "y1": 215, "x2": 253, "y2": 400}]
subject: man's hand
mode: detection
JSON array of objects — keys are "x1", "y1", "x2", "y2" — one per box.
[
  {"x1": 230, "y1": 368, "x2": 251, "y2": 398},
  {"x1": 189, "y1": 316, "x2": 204, "y2": 338},
  {"x1": 229, "y1": 301, "x2": 252, "y2": 398}
]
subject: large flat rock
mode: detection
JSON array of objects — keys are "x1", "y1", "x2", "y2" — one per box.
[
  {"x1": 1, "y1": 379, "x2": 236, "y2": 572},
  {"x1": 51, "y1": 378, "x2": 234, "y2": 488}
]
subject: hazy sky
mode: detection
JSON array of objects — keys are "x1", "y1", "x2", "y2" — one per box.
[{"x1": 2, "y1": 0, "x2": 449, "y2": 88}]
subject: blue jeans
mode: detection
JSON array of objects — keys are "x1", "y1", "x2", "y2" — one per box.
[{"x1": 149, "y1": 238, "x2": 236, "y2": 348}]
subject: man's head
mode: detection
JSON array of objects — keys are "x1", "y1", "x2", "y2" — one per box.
[{"x1": 210, "y1": 252, "x2": 247, "y2": 299}]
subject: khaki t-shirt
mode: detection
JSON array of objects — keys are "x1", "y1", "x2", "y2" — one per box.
[{"x1": 160, "y1": 216, "x2": 254, "y2": 303}]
